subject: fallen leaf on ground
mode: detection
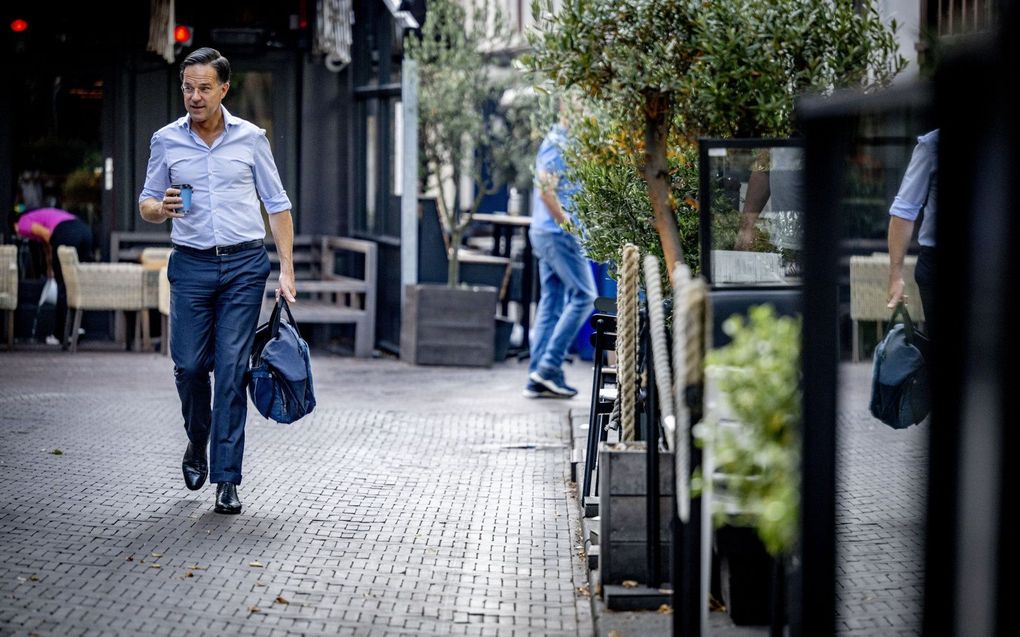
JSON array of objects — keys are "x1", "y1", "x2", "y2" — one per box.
[
  {"x1": 248, "y1": 561, "x2": 264, "y2": 568},
  {"x1": 126, "y1": 556, "x2": 134, "y2": 562},
  {"x1": 608, "y1": 631, "x2": 621, "y2": 637},
  {"x1": 49, "y1": 449, "x2": 63, "y2": 455},
  {"x1": 576, "y1": 584, "x2": 590, "y2": 598},
  {"x1": 657, "y1": 604, "x2": 673, "y2": 614},
  {"x1": 255, "y1": 581, "x2": 266, "y2": 587},
  {"x1": 247, "y1": 606, "x2": 263, "y2": 615},
  {"x1": 186, "y1": 565, "x2": 206, "y2": 570},
  {"x1": 151, "y1": 553, "x2": 162, "y2": 558},
  {"x1": 150, "y1": 564, "x2": 161, "y2": 569},
  {"x1": 274, "y1": 596, "x2": 289, "y2": 605},
  {"x1": 183, "y1": 571, "x2": 194, "y2": 578},
  {"x1": 29, "y1": 575, "x2": 39, "y2": 581},
  {"x1": 621, "y1": 580, "x2": 638, "y2": 589}
]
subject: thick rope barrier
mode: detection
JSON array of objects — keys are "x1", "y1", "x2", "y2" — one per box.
[
  {"x1": 672, "y1": 263, "x2": 706, "y2": 523},
  {"x1": 617, "y1": 244, "x2": 640, "y2": 442},
  {"x1": 643, "y1": 255, "x2": 675, "y2": 447}
]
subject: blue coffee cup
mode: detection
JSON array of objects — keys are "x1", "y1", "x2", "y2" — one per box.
[{"x1": 172, "y1": 183, "x2": 193, "y2": 215}]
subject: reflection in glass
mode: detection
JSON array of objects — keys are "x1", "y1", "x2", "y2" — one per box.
[{"x1": 706, "y1": 144, "x2": 803, "y2": 286}]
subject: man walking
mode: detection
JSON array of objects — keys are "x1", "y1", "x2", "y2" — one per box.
[
  {"x1": 524, "y1": 115, "x2": 596, "y2": 399},
  {"x1": 138, "y1": 48, "x2": 296, "y2": 514}
]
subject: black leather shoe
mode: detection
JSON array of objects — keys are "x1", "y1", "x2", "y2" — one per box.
[
  {"x1": 214, "y1": 483, "x2": 242, "y2": 514},
  {"x1": 182, "y1": 442, "x2": 208, "y2": 491}
]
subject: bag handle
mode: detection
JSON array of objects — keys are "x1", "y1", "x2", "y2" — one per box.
[
  {"x1": 271, "y1": 297, "x2": 303, "y2": 339},
  {"x1": 888, "y1": 300, "x2": 917, "y2": 344}
]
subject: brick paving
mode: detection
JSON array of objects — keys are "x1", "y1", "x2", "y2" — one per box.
[
  {"x1": 0, "y1": 349, "x2": 594, "y2": 636},
  {"x1": 835, "y1": 362, "x2": 927, "y2": 637},
  {"x1": 0, "y1": 348, "x2": 929, "y2": 636}
]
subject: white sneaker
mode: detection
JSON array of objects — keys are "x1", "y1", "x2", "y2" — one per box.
[{"x1": 45, "y1": 335, "x2": 60, "y2": 346}]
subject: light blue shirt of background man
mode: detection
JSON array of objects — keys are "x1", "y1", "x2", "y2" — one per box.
[
  {"x1": 524, "y1": 122, "x2": 596, "y2": 399},
  {"x1": 888, "y1": 129, "x2": 938, "y2": 324}
]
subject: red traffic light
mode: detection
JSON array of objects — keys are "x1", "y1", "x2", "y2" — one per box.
[
  {"x1": 10, "y1": 18, "x2": 29, "y2": 33},
  {"x1": 174, "y1": 25, "x2": 193, "y2": 45}
]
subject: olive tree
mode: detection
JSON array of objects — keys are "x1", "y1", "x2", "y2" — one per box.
[
  {"x1": 527, "y1": 0, "x2": 906, "y2": 281},
  {"x1": 406, "y1": 0, "x2": 535, "y2": 287}
]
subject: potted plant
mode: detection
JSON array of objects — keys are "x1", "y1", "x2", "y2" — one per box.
[
  {"x1": 401, "y1": 0, "x2": 539, "y2": 367},
  {"x1": 700, "y1": 304, "x2": 801, "y2": 625}
]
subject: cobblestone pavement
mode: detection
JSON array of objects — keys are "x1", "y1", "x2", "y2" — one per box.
[
  {"x1": 0, "y1": 349, "x2": 595, "y2": 636},
  {"x1": 835, "y1": 362, "x2": 927, "y2": 637}
]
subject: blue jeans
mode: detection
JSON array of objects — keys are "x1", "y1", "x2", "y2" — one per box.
[
  {"x1": 528, "y1": 230, "x2": 597, "y2": 374},
  {"x1": 167, "y1": 247, "x2": 270, "y2": 485}
]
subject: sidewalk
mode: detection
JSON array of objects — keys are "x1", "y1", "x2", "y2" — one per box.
[
  {"x1": 0, "y1": 349, "x2": 595, "y2": 636},
  {"x1": 0, "y1": 349, "x2": 927, "y2": 635}
]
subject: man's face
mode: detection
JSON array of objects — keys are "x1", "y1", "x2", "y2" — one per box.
[{"x1": 181, "y1": 64, "x2": 229, "y2": 125}]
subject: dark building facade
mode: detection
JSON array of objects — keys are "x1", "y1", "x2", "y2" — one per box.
[{"x1": 2, "y1": 0, "x2": 419, "y2": 349}]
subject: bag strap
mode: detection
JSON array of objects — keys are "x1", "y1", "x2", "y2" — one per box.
[
  {"x1": 268, "y1": 298, "x2": 284, "y2": 337},
  {"x1": 277, "y1": 297, "x2": 304, "y2": 339},
  {"x1": 888, "y1": 300, "x2": 917, "y2": 344}
]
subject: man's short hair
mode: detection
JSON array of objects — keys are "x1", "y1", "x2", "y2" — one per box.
[{"x1": 180, "y1": 47, "x2": 231, "y2": 85}]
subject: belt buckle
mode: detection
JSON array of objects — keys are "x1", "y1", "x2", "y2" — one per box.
[{"x1": 215, "y1": 245, "x2": 228, "y2": 256}]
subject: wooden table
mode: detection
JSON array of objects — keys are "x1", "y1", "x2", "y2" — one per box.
[{"x1": 470, "y1": 213, "x2": 534, "y2": 354}]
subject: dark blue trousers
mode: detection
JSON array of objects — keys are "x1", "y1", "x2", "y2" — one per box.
[{"x1": 167, "y1": 247, "x2": 269, "y2": 485}]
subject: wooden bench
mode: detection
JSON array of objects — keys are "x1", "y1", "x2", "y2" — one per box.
[
  {"x1": 262, "y1": 235, "x2": 377, "y2": 358},
  {"x1": 110, "y1": 231, "x2": 173, "y2": 264},
  {"x1": 111, "y1": 231, "x2": 378, "y2": 357}
]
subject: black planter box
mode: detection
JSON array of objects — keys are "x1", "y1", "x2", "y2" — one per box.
[{"x1": 715, "y1": 524, "x2": 776, "y2": 625}]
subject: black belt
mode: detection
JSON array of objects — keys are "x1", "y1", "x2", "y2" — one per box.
[{"x1": 172, "y1": 239, "x2": 263, "y2": 257}]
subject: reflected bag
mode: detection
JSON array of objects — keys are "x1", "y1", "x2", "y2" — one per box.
[
  {"x1": 870, "y1": 301, "x2": 930, "y2": 429},
  {"x1": 248, "y1": 298, "x2": 316, "y2": 424}
]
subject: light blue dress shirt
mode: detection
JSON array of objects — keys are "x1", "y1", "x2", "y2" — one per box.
[
  {"x1": 139, "y1": 106, "x2": 292, "y2": 250},
  {"x1": 530, "y1": 125, "x2": 580, "y2": 235},
  {"x1": 889, "y1": 129, "x2": 938, "y2": 248}
]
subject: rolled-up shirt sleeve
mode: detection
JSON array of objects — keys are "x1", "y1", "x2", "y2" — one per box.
[
  {"x1": 138, "y1": 133, "x2": 169, "y2": 203},
  {"x1": 889, "y1": 134, "x2": 937, "y2": 221},
  {"x1": 252, "y1": 131, "x2": 292, "y2": 214}
]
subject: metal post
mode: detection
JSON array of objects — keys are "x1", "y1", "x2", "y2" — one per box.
[
  {"x1": 644, "y1": 317, "x2": 662, "y2": 587},
  {"x1": 399, "y1": 59, "x2": 419, "y2": 310}
]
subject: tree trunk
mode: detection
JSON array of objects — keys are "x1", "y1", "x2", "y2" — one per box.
[
  {"x1": 448, "y1": 226, "x2": 462, "y2": 288},
  {"x1": 643, "y1": 94, "x2": 683, "y2": 285}
]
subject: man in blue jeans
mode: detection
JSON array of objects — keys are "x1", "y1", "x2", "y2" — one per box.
[
  {"x1": 525, "y1": 118, "x2": 596, "y2": 399},
  {"x1": 138, "y1": 48, "x2": 297, "y2": 514}
]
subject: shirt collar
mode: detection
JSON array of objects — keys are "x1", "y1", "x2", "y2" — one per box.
[{"x1": 180, "y1": 105, "x2": 240, "y2": 131}]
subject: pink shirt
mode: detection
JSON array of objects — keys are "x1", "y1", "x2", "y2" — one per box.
[{"x1": 15, "y1": 208, "x2": 77, "y2": 241}]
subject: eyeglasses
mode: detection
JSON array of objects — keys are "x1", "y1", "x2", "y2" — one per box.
[{"x1": 181, "y1": 84, "x2": 218, "y2": 97}]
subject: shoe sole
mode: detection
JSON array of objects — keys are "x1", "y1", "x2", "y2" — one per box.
[
  {"x1": 528, "y1": 371, "x2": 578, "y2": 397},
  {"x1": 214, "y1": 505, "x2": 241, "y2": 514},
  {"x1": 522, "y1": 388, "x2": 569, "y2": 399}
]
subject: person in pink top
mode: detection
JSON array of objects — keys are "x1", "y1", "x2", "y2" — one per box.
[{"x1": 13, "y1": 208, "x2": 93, "y2": 346}]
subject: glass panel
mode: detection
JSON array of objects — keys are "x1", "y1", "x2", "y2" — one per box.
[
  {"x1": 833, "y1": 111, "x2": 933, "y2": 635},
  {"x1": 706, "y1": 144, "x2": 804, "y2": 286}
]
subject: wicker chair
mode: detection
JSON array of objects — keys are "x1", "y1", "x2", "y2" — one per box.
[
  {"x1": 849, "y1": 253, "x2": 925, "y2": 362},
  {"x1": 0, "y1": 245, "x2": 17, "y2": 350},
  {"x1": 57, "y1": 246, "x2": 147, "y2": 353},
  {"x1": 140, "y1": 247, "x2": 172, "y2": 352}
]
